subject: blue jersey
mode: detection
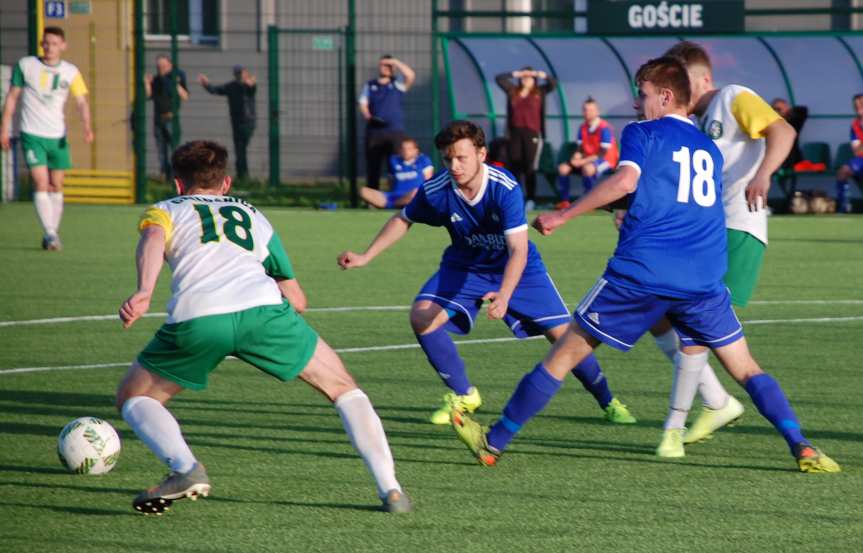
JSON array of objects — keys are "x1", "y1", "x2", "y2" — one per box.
[
  {"x1": 401, "y1": 164, "x2": 545, "y2": 274},
  {"x1": 607, "y1": 114, "x2": 726, "y2": 299},
  {"x1": 358, "y1": 78, "x2": 405, "y2": 133},
  {"x1": 389, "y1": 153, "x2": 432, "y2": 194}
]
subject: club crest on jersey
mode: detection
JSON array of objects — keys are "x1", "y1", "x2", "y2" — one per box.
[
  {"x1": 450, "y1": 213, "x2": 463, "y2": 223},
  {"x1": 707, "y1": 120, "x2": 723, "y2": 139}
]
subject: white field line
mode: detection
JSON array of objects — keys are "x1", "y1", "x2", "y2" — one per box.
[
  {"x1": 1, "y1": 299, "x2": 861, "y2": 328},
  {"x1": 1, "y1": 315, "x2": 862, "y2": 376}
]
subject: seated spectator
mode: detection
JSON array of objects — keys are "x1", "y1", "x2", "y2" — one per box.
[
  {"x1": 771, "y1": 98, "x2": 808, "y2": 171},
  {"x1": 359, "y1": 137, "x2": 432, "y2": 209},
  {"x1": 556, "y1": 97, "x2": 618, "y2": 208},
  {"x1": 835, "y1": 94, "x2": 863, "y2": 213}
]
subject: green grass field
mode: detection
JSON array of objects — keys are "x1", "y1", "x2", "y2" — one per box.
[{"x1": 1, "y1": 203, "x2": 861, "y2": 552}]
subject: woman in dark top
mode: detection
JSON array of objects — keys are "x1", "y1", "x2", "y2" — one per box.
[{"x1": 495, "y1": 67, "x2": 557, "y2": 208}]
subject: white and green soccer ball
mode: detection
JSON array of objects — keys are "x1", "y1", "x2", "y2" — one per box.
[{"x1": 57, "y1": 417, "x2": 121, "y2": 475}]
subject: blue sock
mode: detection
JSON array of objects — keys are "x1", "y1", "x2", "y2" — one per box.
[
  {"x1": 570, "y1": 353, "x2": 613, "y2": 409},
  {"x1": 416, "y1": 327, "x2": 471, "y2": 395},
  {"x1": 557, "y1": 175, "x2": 570, "y2": 202},
  {"x1": 745, "y1": 373, "x2": 809, "y2": 453},
  {"x1": 487, "y1": 363, "x2": 563, "y2": 452},
  {"x1": 837, "y1": 180, "x2": 851, "y2": 212}
]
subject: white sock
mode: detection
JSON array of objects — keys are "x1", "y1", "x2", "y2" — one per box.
[
  {"x1": 653, "y1": 329, "x2": 679, "y2": 362},
  {"x1": 121, "y1": 395, "x2": 197, "y2": 473},
  {"x1": 698, "y1": 361, "x2": 731, "y2": 410},
  {"x1": 48, "y1": 192, "x2": 64, "y2": 234},
  {"x1": 664, "y1": 351, "x2": 709, "y2": 430},
  {"x1": 335, "y1": 388, "x2": 401, "y2": 499},
  {"x1": 33, "y1": 191, "x2": 55, "y2": 236}
]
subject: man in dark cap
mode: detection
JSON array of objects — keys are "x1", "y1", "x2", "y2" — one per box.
[{"x1": 198, "y1": 65, "x2": 257, "y2": 179}]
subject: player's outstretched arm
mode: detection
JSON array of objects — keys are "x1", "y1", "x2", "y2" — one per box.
[
  {"x1": 484, "y1": 230, "x2": 528, "y2": 320},
  {"x1": 533, "y1": 165, "x2": 638, "y2": 236},
  {"x1": 277, "y1": 277, "x2": 308, "y2": 313},
  {"x1": 337, "y1": 213, "x2": 411, "y2": 270},
  {"x1": 746, "y1": 118, "x2": 795, "y2": 211},
  {"x1": 119, "y1": 226, "x2": 166, "y2": 329},
  {"x1": 0, "y1": 87, "x2": 21, "y2": 150},
  {"x1": 74, "y1": 95, "x2": 94, "y2": 144}
]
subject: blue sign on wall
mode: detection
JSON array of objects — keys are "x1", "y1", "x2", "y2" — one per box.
[{"x1": 45, "y1": 1, "x2": 66, "y2": 19}]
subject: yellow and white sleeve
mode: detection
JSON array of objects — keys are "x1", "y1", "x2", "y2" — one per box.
[
  {"x1": 69, "y1": 72, "x2": 88, "y2": 97},
  {"x1": 731, "y1": 91, "x2": 782, "y2": 139},
  {"x1": 138, "y1": 206, "x2": 173, "y2": 242}
]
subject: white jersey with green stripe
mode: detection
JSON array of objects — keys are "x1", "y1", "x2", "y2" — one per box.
[
  {"x1": 11, "y1": 56, "x2": 88, "y2": 139},
  {"x1": 697, "y1": 85, "x2": 782, "y2": 245},
  {"x1": 139, "y1": 195, "x2": 294, "y2": 323}
]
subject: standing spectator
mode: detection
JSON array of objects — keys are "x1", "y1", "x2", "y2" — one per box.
[
  {"x1": 771, "y1": 98, "x2": 808, "y2": 172},
  {"x1": 0, "y1": 26, "x2": 93, "y2": 251},
  {"x1": 198, "y1": 66, "x2": 257, "y2": 180},
  {"x1": 358, "y1": 55, "x2": 415, "y2": 190},
  {"x1": 145, "y1": 54, "x2": 189, "y2": 182},
  {"x1": 495, "y1": 67, "x2": 557, "y2": 211},
  {"x1": 556, "y1": 97, "x2": 619, "y2": 208},
  {"x1": 835, "y1": 94, "x2": 863, "y2": 213}
]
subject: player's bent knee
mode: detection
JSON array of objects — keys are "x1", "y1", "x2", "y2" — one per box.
[
  {"x1": 409, "y1": 301, "x2": 447, "y2": 334},
  {"x1": 582, "y1": 164, "x2": 596, "y2": 177},
  {"x1": 558, "y1": 163, "x2": 571, "y2": 176},
  {"x1": 299, "y1": 338, "x2": 359, "y2": 402},
  {"x1": 115, "y1": 362, "x2": 181, "y2": 411}
]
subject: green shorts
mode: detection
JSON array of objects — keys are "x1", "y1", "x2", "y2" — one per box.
[
  {"x1": 21, "y1": 132, "x2": 71, "y2": 170},
  {"x1": 137, "y1": 302, "x2": 319, "y2": 391},
  {"x1": 724, "y1": 229, "x2": 766, "y2": 308}
]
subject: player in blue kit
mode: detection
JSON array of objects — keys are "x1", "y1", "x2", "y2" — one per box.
[
  {"x1": 338, "y1": 120, "x2": 635, "y2": 426},
  {"x1": 360, "y1": 137, "x2": 433, "y2": 209},
  {"x1": 452, "y1": 57, "x2": 840, "y2": 473}
]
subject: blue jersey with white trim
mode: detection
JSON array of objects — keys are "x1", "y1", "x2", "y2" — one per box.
[
  {"x1": 607, "y1": 115, "x2": 727, "y2": 299},
  {"x1": 401, "y1": 164, "x2": 545, "y2": 274},
  {"x1": 389, "y1": 153, "x2": 432, "y2": 194}
]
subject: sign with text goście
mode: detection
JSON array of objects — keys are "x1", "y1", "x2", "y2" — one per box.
[{"x1": 588, "y1": 0, "x2": 744, "y2": 34}]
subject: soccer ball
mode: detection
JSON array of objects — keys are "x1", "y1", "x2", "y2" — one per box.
[{"x1": 57, "y1": 417, "x2": 121, "y2": 475}]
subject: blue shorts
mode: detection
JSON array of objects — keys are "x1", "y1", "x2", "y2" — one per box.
[
  {"x1": 848, "y1": 156, "x2": 863, "y2": 178},
  {"x1": 582, "y1": 160, "x2": 613, "y2": 193},
  {"x1": 385, "y1": 188, "x2": 418, "y2": 209},
  {"x1": 573, "y1": 277, "x2": 743, "y2": 352},
  {"x1": 416, "y1": 268, "x2": 571, "y2": 338}
]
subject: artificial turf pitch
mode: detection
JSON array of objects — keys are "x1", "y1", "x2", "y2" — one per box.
[{"x1": 0, "y1": 203, "x2": 861, "y2": 552}]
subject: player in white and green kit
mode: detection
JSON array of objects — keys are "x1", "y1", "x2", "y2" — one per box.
[
  {"x1": 652, "y1": 42, "x2": 798, "y2": 458},
  {"x1": 116, "y1": 141, "x2": 411, "y2": 515},
  {"x1": 0, "y1": 26, "x2": 93, "y2": 250}
]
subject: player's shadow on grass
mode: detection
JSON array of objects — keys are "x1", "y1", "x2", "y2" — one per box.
[
  {"x1": 0, "y1": 464, "x2": 69, "y2": 475},
  {"x1": 0, "y1": 389, "x2": 113, "y2": 407},
  {"x1": 0, "y1": 501, "x2": 131, "y2": 516},
  {"x1": 207, "y1": 494, "x2": 383, "y2": 513},
  {"x1": 186, "y1": 438, "x2": 474, "y2": 467},
  {"x1": 0, "y1": 479, "x2": 140, "y2": 495}
]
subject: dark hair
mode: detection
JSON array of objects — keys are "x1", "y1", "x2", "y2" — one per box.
[
  {"x1": 380, "y1": 54, "x2": 394, "y2": 61},
  {"x1": 853, "y1": 94, "x2": 863, "y2": 103},
  {"x1": 434, "y1": 120, "x2": 486, "y2": 152},
  {"x1": 171, "y1": 141, "x2": 228, "y2": 189},
  {"x1": 635, "y1": 56, "x2": 692, "y2": 108},
  {"x1": 664, "y1": 41, "x2": 712, "y2": 71},
  {"x1": 583, "y1": 96, "x2": 597, "y2": 106},
  {"x1": 43, "y1": 26, "x2": 65, "y2": 40}
]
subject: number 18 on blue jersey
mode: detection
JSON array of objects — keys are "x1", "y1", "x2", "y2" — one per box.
[{"x1": 607, "y1": 114, "x2": 727, "y2": 299}]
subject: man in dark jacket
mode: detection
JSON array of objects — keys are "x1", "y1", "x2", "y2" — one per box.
[
  {"x1": 198, "y1": 66, "x2": 257, "y2": 179},
  {"x1": 146, "y1": 55, "x2": 189, "y2": 182}
]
